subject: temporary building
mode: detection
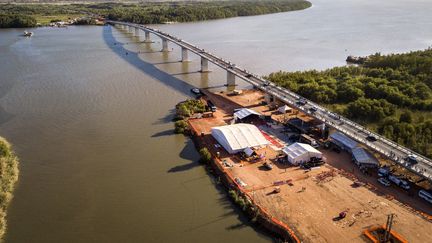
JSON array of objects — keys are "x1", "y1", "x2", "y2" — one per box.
[
  {"x1": 211, "y1": 123, "x2": 269, "y2": 154},
  {"x1": 282, "y1": 142, "x2": 323, "y2": 165},
  {"x1": 278, "y1": 105, "x2": 292, "y2": 114},
  {"x1": 330, "y1": 132, "x2": 358, "y2": 151},
  {"x1": 352, "y1": 147, "x2": 379, "y2": 168},
  {"x1": 243, "y1": 147, "x2": 255, "y2": 157},
  {"x1": 233, "y1": 108, "x2": 261, "y2": 120}
]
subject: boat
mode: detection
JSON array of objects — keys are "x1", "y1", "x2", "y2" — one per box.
[
  {"x1": 23, "y1": 31, "x2": 34, "y2": 37},
  {"x1": 190, "y1": 88, "x2": 201, "y2": 95}
]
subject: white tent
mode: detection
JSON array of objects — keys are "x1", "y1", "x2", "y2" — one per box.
[
  {"x1": 278, "y1": 105, "x2": 292, "y2": 114},
  {"x1": 233, "y1": 108, "x2": 261, "y2": 120},
  {"x1": 282, "y1": 142, "x2": 322, "y2": 165},
  {"x1": 211, "y1": 123, "x2": 269, "y2": 154}
]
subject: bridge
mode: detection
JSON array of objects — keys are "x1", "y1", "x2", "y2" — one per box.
[{"x1": 107, "y1": 20, "x2": 432, "y2": 183}]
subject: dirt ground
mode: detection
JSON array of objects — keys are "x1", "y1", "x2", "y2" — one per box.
[
  {"x1": 229, "y1": 155, "x2": 431, "y2": 242},
  {"x1": 189, "y1": 89, "x2": 432, "y2": 242}
]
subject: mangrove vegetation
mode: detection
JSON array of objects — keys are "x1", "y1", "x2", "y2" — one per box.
[
  {"x1": 267, "y1": 49, "x2": 432, "y2": 158},
  {"x1": 0, "y1": 137, "x2": 19, "y2": 239},
  {"x1": 0, "y1": 0, "x2": 311, "y2": 27}
]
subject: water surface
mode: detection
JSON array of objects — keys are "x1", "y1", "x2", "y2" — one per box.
[{"x1": 1, "y1": 0, "x2": 432, "y2": 242}]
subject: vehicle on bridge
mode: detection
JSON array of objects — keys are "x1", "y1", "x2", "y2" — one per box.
[
  {"x1": 406, "y1": 154, "x2": 418, "y2": 164},
  {"x1": 366, "y1": 135, "x2": 377, "y2": 142}
]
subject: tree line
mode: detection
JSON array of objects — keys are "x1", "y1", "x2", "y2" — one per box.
[
  {"x1": 0, "y1": 14, "x2": 37, "y2": 28},
  {"x1": 0, "y1": 0, "x2": 311, "y2": 27},
  {"x1": 266, "y1": 49, "x2": 432, "y2": 158}
]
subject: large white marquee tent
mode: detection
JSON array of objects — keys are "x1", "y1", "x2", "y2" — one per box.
[
  {"x1": 282, "y1": 142, "x2": 323, "y2": 165},
  {"x1": 211, "y1": 123, "x2": 269, "y2": 154}
]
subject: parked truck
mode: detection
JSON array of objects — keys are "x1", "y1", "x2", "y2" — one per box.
[{"x1": 388, "y1": 174, "x2": 410, "y2": 190}]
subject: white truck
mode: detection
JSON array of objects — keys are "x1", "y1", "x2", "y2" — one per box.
[{"x1": 388, "y1": 174, "x2": 410, "y2": 190}]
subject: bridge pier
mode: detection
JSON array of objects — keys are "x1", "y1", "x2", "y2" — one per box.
[
  {"x1": 144, "y1": 31, "x2": 152, "y2": 43},
  {"x1": 265, "y1": 94, "x2": 276, "y2": 106},
  {"x1": 227, "y1": 70, "x2": 236, "y2": 86},
  {"x1": 134, "y1": 27, "x2": 139, "y2": 36},
  {"x1": 200, "y1": 57, "x2": 210, "y2": 72},
  {"x1": 181, "y1": 47, "x2": 189, "y2": 62},
  {"x1": 161, "y1": 38, "x2": 170, "y2": 52}
]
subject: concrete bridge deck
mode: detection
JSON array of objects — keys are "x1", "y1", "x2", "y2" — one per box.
[{"x1": 106, "y1": 20, "x2": 432, "y2": 183}]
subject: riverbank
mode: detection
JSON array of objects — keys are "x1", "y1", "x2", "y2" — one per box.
[
  {"x1": 178, "y1": 88, "x2": 432, "y2": 242},
  {"x1": 0, "y1": 0, "x2": 311, "y2": 28},
  {"x1": 0, "y1": 137, "x2": 19, "y2": 240}
]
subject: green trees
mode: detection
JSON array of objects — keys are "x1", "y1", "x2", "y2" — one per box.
[
  {"x1": 346, "y1": 98, "x2": 395, "y2": 122},
  {"x1": 0, "y1": 14, "x2": 37, "y2": 28},
  {"x1": 199, "y1": 148, "x2": 212, "y2": 163},
  {"x1": 267, "y1": 48, "x2": 432, "y2": 158},
  {"x1": 174, "y1": 99, "x2": 206, "y2": 134},
  {"x1": 0, "y1": 1, "x2": 311, "y2": 28},
  {"x1": 105, "y1": 0, "x2": 311, "y2": 24},
  {"x1": 174, "y1": 120, "x2": 188, "y2": 134},
  {"x1": 0, "y1": 137, "x2": 19, "y2": 239}
]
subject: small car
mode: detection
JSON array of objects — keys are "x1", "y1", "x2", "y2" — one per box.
[
  {"x1": 378, "y1": 177, "x2": 391, "y2": 187},
  {"x1": 366, "y1": 135, "x2": 377, "y2": 142},
  {"x1": 234, "y1": 178, "x2": 247, "y2": 187},
  {"x1": 263, "y1": 162, "x2": 273, "y2": 170},
  {"x1": 406, "y1": 154, "x2": 418, "y2": 164},
  {"x1": 309, "y1": 107, "x2": 317, "y2": 113}
]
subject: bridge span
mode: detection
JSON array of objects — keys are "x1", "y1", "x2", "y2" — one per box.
[{"x1": 107, "y1": 20, "x2": 432, "y2": 183}]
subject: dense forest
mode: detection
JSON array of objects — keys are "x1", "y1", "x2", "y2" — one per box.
[
  {"x1": 267, "y1": 49, "x2": 432, "y2": 158},
  {"x1": 0, "y1": 14, "x2": 36, "y2": 27},
  {"x1": 0, "y1": 0, "x2": 311, "y2": 27}
]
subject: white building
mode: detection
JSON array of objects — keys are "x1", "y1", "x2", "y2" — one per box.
[
  {"x1": 282, "y1": 142, "x2": 323, "y2": 165},
  {"x1": 211, "y1": 123, "x2": 269, "y2": 154}
]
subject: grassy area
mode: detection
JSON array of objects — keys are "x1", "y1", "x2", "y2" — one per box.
[{"x1": 0, "y1": 137, "x2": 19, "y2": 239}]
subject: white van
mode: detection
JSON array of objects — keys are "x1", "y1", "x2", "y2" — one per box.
[{"x1": 418, "y1": 190, "x2": 432, "y2": 204}]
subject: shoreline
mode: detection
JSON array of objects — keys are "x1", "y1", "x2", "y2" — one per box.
[
  {"x1": 190, "y1": 131, "x2": 300, "y2": 242},
  {"x1": 0, "y1": 137, "x2": 19, "y2": 240}
]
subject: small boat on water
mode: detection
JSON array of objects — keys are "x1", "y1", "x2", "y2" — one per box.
[
  {"x1": 190, "y1": 88, "x2": 201, "y2": 95},
  {"x1": 23, "y1": 31, "x2": 34, "y2": 37}
]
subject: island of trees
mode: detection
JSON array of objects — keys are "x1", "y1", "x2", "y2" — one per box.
[
  {"x1": 267, "y1": 49, "x2": 432, "y2": 158},
  {"x1": 0, "y1": 137, "x2": 19, "y2": 239},
  {"x1": 0, "y1": 0, "x2": 311, "y2": 28}
]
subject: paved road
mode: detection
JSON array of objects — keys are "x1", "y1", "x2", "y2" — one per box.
[{"x1": 107, "y1": 21, "x2": 432, "y2": 182}]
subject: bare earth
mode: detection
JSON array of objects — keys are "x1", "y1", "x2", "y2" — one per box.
[{"x1": 189, "y1": 89, "x2": 432, "y2": 242}]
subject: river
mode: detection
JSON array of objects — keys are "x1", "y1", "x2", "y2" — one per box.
[{"x1": 1, "y1": 0, "x2": 431, "y2": 242}]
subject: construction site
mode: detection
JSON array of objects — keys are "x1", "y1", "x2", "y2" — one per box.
[{"x1": 185, "y1": 88, "x2": 432, "y2": 242}]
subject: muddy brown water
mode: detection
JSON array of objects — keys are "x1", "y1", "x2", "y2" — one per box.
[{"x1": 1, "y1": 0, "x2": 432, "y2": 242}]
